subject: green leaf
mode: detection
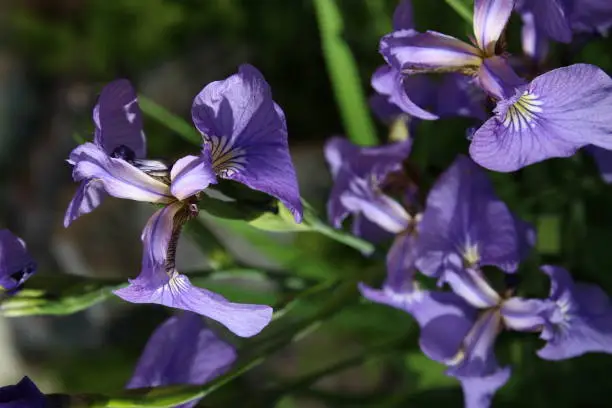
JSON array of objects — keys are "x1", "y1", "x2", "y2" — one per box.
[
  {"x1": 138, "y1": 95, "x2": 202, "y2": 145},
  {"x1": 536, "y1": 214, "x2": 561, "y2": 255},
  {"x1": 313, "y1": 0, "x2": 378, "y2": 146},
  {"x1": 444, "y1": 0, "x2": 473, "y2": 24}
]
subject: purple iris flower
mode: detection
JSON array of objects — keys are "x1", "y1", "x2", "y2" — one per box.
[
  {"x1": 469, "y1": 63, "x2": 612, "y2": 172},
  {"x1": 191, "y1": 64, "x2": 303, "y2": 223},
  {"x1": 68, "y1": 65, "x2": 299, "y2": 337},
  {"x1": 64, "y1": 79, "x2": 152, "y2": 227},
  {"x1": 360, "y1": 267, "x2": 546, "y2": 408},
  {"x1": 569, "y1": 0, "x2": 612, "y2": 35},
  {"x1": 324, "y1": 136, "x2": 414, "y2": 242},
  {"x1": 537, "y1": 265, "x2": 612, "y2": 360},
  {"x1": 0, "y1": 376, "x2": 46, "y2": 407},
  {"x1": 371, "y1": 0, "x2": 487, "y2": 122},
  {"x1": 127, "y1": 312, "x2": 236, "y2": 408},
  {"x1": 0, "y1": 230, "x2": 37, "y2": 293},
  {"x1": 416, "y1": 155, "x2": 535, "y2": 281},
  {"x1": 380, "y1": 0, "x2": 515, "y2": 94}
]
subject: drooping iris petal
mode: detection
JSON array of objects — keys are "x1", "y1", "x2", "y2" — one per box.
[
  {"x1": 351, "y1": 213, "x2": 393, "y2": 244},
  {"x1": 93, "y1": 79, "x2": 146, "y2": 158},
  {"x1": 0, "y1": 377, "x2": 46, "y2": 408},
  {"x1": 371, "y1": 65, "x2": 438, "y2": 120},
  {"x1": 170, "y1": 151, "x2": 217, "y2": 201},
  {"x1": 501, "y1": 297, "x2": 548, "y2": 332},
  {"x1": 191, "y1": 64, "x2": 302, "y2": 222},
  {"x1": 537, "y1": 265, "x2": 612, "y2": 360},
  {"x1": 63, "y1": 180, "x2": 105, "y2": 228},
  {"x1": 324, "y1": 137, "x2": 412, "y2": 232},
  {"x1": 392, "y1": 0, "x2": 414, "y2": 30},
  {"x1": 127, "y1": 313, "x2": 236, "y2": 408},
  {"x1": 71, "y1": 143, "x2": 172, "y2": 204},
  {"x1": 515, "y1": 0, "x2": 572, "y2": 44},
  {"x1": 114, "y1": 269, "x2": 273, "y2": 338},
  {"x1": 458, "y1": 367, "x2": 511, "y2": 408},
  {"x1": 380, "y1": 29, "x2": 481, "y2": 74},
  {"x1": 0, "y1": 230, "x2": 37, "y2": 292},
  {"x1": 473, "y1": 0, "x2": 515, "y2": 55},
  {"x1": 470, "y1": 64, "x2": 612, "y2": 172},
  {"x1": 415, "y1": 155, "x2": 529, "y2": 278},
  {"x1": 586, "y1": 145, "x2": 612, "y2": 183}
]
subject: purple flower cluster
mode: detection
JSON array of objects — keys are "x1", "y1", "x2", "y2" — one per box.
[
  {"x1": 377, "y1": 0, "x2": 612, "y2": 172},
  {"x1": 325, "y1": 138, "x2": 612, "y2": 406},
  {"x1": 63, "y1": 65, "x2": 303, "y2": 338}
]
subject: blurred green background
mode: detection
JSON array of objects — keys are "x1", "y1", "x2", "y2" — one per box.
[{"x1": 1, "y1": 0, "x2": 612, "y2": 407}]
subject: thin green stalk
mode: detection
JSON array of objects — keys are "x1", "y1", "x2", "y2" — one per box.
[{"x1": 445, "y1": 0, "x2": 473, "y2": 24}]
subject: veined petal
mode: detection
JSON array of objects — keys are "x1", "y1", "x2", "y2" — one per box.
[
  {"x1": 470, "y1": 64, "x2": 612, "y2": 172},
  {"x1": 392, "y1": 0, "x2": 414, "y2": 30},
  {"x1": 501, "y1": 297, "x2": 549, "y2": 332},
  {"x1": 0, "y1": 377, "x2": 46, "y2": 407},
  {"x1": 93, "y1": 79, "x2": 146, "y2": 158},
  {"x1": 0, "y1": 230, "x2": 37, "y2": 293},
  {"x1": 170, "y1": 151, "x2": 217, "y2": 200},
  {"x1": 380, "y1": 30, "x2": 481, "y2": 73},
  {"x1": 458, "y1": 367, "x2": 511, "y2": 408},
  {"x1": 63, "y1": 180, "x2": 106, "y2": 227},
  {"x1": 537, "y1": 265, "x2": 612, "y2": 360},
  {"x1": 191, "y1": 64, "x2": 302, "y2": 222},
  {"x1": 141, "y1": 202, "x2": 185, "y2": 269},
  {"x1": 416, "y1": 155, "x2": 529, "y2": 278},
  {"x1": 473, "y1": 0, "x2": 514, "y2": 55},
  {"x1": 127, "y1": 313, "x2": 236, "y2": 408},
  {"x1": 114, "y1": 271, "x2": 272, "y2": 338},
  {"x1": 71, "y1": 143, "x2": 172, "y2": 203}
]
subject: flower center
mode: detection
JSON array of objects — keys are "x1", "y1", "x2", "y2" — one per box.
[
  {"x1": 501, "y1": 91, "x2": 543, "y2": 131},
  {"x1": 208, "y1": 135, "x2": 247, "y2": 177}
]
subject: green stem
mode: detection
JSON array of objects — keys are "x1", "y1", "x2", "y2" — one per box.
[{"x1": 444, "y1": 0, "x2": 473, "y2": 24}]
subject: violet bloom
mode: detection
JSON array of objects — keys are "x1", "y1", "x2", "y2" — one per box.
[
  {"x1": 0, "y1": 377, "x2": 45, "y2": 407},
  {"x1": 416, "y1": 155, "x2": 534, "y2": 281},
  {"x1": 127, "y1": 312, "x2": 236, "y2": 408},
  {"x1": 64, "y1": 79, "x2": 154, "y2": 227},
  {"x1": 469, "y1": 63, "x2": 612, "y2": 172},
  {"x1": 360, "y1": 266, "x2": 546, "y2": 408},
  {"x1": 0, "y1": 230, "x2": 37, "y2": 293},
  {"x1": 537, "y1": 265, "x2": 612, "y2": 360},
  {"x1": 324, "y1": 136, "x2": 414, "y2": 243},
  {"x1": 371, "y1": 0, "x2": 486, "y2": 121},
  {"x1": 380, "y1": 0, "x2": 515, "y2": 97},
  {"x1": 191, "y1": 64, "x2": 303, "y2": 222}
]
